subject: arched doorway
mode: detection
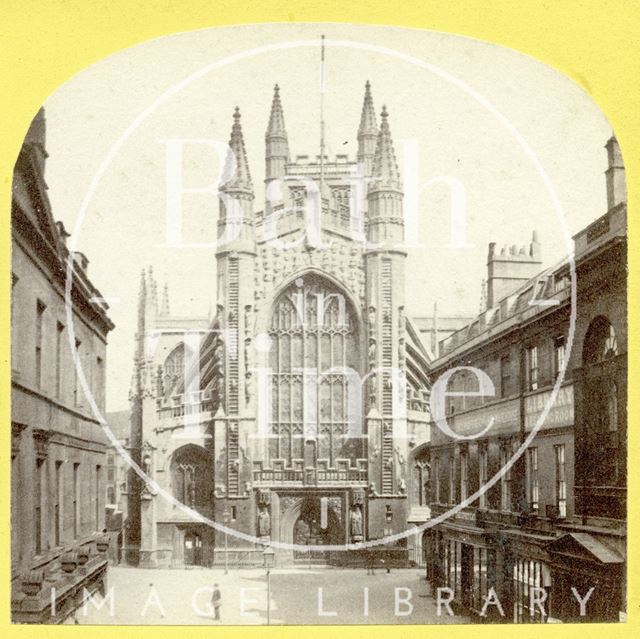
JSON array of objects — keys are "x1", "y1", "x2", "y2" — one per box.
[{"x1": 280, "y1": 496, "x2": 344, "y2": 563}]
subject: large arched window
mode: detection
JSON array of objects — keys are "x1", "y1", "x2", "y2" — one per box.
[
  {"x1": 163, "y1": 343, "x2": 186, "y2": 398},
  {"x1": 268, "y1": 273, "x2": 361, "y2": 466},
  {"x1": 170, "y1": 445, "x2": 214, "y2": 515},
  {"x1": 583, "y1": 316, "x2": 619, "y2": 365}
]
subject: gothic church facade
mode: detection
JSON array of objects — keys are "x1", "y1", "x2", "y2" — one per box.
[{"x1": 126, "y1": 83, "x2": 431, "y2": 567}]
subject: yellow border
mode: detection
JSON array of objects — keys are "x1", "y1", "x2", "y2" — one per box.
[{"x1": 1, "y1": 1, "x2": 637, "y2": 638}]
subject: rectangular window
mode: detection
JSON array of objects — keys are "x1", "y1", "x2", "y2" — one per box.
[
  {"x1": 55, "y1": 461, "x2": 63, "y2": 546},
  {"x1": 554, "y1": 336, "x2": 566, "y2": 378},
  {"x1": 500, "y1": 445, "x2": 512, "y2": 511},
  {"x1": 554, "y1": 272, "x2": 570, "y2": 292},
  {"x1": 527, "y1": 447, "x2": 539, "y2": 512},
  {"x1": 55, "y1": 322, "x2": 64, "y2": 398},
  {"x1": 95, "y1": 465, "x2": 101, "y2": 531},
  {"x1": 526, "y1": 346, "x2": 539, "y2": 391},
  {"x1": 36, "y1": 300, "x2": 46, "y2": 388},
  {"x1": 96, "y1": 356, "x2": 104, "y2": 406},
  {"x1": 35, "y1": 458, "x2": 45, "y2": 554},
  {"x1": 554, "y1": 445, "x2": 567, "y2": 518},
  {"x1": 448, "y1": 457, "x2": 455, "y2": 504},
  {"x1": 73, "y1": 462, "x2": 80, "y2": 538},
  {"x1": 460, "y1": 451, "x2": 468, "y2": 501},
  {"x1": 73, "y1": 339, "x2": 82, "y2": 406},
  {"x1": 231, "y1": 506, "x2": 237, "y2": 521},
  {"x1": 434, "y1": 457, "x2": 440, "y2": 503},
  {"x1": 478, "y1": 446, "x2": 488, "y2": 508},
  {"x1": 500, "y1": 355, "x2": 511, "y2": 398}
]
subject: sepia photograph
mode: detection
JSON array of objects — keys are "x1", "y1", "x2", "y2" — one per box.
[{"x1": 9, "y1": 21, "x2": 627, "y2": 626}]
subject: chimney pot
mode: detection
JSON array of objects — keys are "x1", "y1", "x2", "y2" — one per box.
[{"x1": 605, "y1": 135, "x2": 626, "y2": 209}]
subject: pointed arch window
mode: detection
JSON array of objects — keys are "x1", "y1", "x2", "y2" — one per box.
[
  {"x1": 170, "y1": 446, "x2": 213, "y2": 515},
  {"x1": 163, "y1": 343, "x2": 186, "y2": 398},
  {"x1": 268, "y1": 274, "x2": 362, "y2": 468}
]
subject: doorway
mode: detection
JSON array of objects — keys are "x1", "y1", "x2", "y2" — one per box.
[
  {"x1": 291, "y1": 497, "x2": 343, "y2": 562},
  {"x1": 184, "y1": 530, "x2": 203, "y2": 566}
]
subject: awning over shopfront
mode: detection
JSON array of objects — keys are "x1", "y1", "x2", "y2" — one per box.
[{"x1": 547, "y1": 532, "x2": 623, "y2": 565}]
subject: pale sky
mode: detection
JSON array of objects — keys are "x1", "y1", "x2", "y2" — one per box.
[{"x1": 41, "y1": 23, "x2": 613, "y2": 411}]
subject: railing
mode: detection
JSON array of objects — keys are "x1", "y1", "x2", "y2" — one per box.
[
  {"x1": 213, "y1": 548, "x2": 269, "y2": 567},
  {"x1": 253, "y1": 467, "x2": 368, "y2": 484},
  {"x1": 317, "y1": 468, "x2": 367, "y2": 483},
  {"x1": 157, "y1": 399, "x2": 214, "y2": 420},
  {"x1": 408, "y1": 544, "x2": 427, "y2": 568},
  {"x1": 253, "y1": 468, "x2": 304, "y2": 483}
]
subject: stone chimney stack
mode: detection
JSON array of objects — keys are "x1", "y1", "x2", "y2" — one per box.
[
  {"x1": 605, "y1": 135, "x2": 626, "y2": 210},
  {"x1": 486, "y1": 231, "x2": 542, "y2": 307}
]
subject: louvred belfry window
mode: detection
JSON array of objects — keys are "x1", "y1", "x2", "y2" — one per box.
[{"x1": 268, "y1": 274, "x2": 362, "y2": 467}]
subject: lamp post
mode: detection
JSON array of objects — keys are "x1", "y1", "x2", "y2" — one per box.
[
  {"x1": 222, "y1": 508, "x2": 231, "y2": 575},
  {"x1": 263, "y1": 546, "x2": 275, "y2": 625},
  {"x1": 383, "y1": 506, "x2": 393, "y2": 573}
]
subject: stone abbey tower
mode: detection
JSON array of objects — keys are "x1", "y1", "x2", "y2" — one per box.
[{"x1": 127, "y1": 83, "x2": 432, "y2": 567}]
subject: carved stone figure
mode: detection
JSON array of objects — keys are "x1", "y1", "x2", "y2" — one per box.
[
  {"x1": 368, "y1": 337, "x2": 377, "y2": 364},
  {"x1": 368, "y1": 305, "x2": 376, "y2": 329},
  {"x1": 258, "y1": 506, "x2": 271, "y2": 537},
  {"x1": 350, "y1": 506, "x2": 363, "y2": 541}
]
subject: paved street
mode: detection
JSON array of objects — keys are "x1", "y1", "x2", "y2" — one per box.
[{"x1": 70, "y1": 566, "x2": 469, "y2": 625}]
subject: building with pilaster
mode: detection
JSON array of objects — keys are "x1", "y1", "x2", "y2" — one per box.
[
  {"x1": 11, "y1": 109, "x2": 115, "y2": 622},
  {"x1": 426, "y1": 136, "x2": 627, "y2": 623}
]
